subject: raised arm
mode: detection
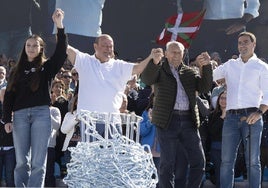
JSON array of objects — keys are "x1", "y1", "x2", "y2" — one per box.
[
  {"x1": 52, "y1": 8, "x2": 64, "y2": 29},
  {"x1": 132, "y1": 48, "x2": 163, "y2": 75},
  {"x1": 67, "y1": 45, "x2": 77, "y2": 65}
]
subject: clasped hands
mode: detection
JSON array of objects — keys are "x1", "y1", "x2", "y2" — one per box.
[
  {"x1": 150, "y1": 48, "x2": 164, "y2": 65},
  {"x1": 196, "y1": 52, "x2": 211, "y2": 68}
]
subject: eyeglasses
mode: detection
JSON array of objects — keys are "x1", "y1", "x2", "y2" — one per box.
[
  {"x1": 63, "y1": 75, "x2": 72, "y2": 79},
  {"x1": 72, "y1": 72, "x2": 78, "y2": 76}
]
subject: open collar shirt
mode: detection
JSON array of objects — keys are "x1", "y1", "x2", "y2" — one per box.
[
  {"x1": 213, "y1": 54, "x2": 268, "y2": 110},
  {"x1": 170, "y1": 64, "x2": 190, "y2": 111}
]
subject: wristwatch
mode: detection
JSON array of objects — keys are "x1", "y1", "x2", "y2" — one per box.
[{"x1": 256, "y1": 109, "x2": 263, "y2": 115}]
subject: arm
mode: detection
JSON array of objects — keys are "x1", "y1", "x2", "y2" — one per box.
[
  {"x1": 49, "y1": 9, "x2": 67, "y2": 76},
  {"x1": 2, "y1": 89, "x2": 15, "y2": 133},
  {"x1": 67, "y1": 45, "x2": 78, "y2": 65},
  {"x1": 140, "y1": 48, "x2": 164, "y2": 86},
  {"x1": 195, "y1": 52, "x2": 213, "y2": 93},
  {"x1": 225, "y1": 13, "x2": 254, "y2": 35},
  {"x1": 132, "y1": 48, "x2": 163, "y2": 75},
  {"x1": 50, "y1": 107, "x2": 61, "y2": 131},
  {"x1": 0, "y1": 87, "x2": 6, "y2": 103}
]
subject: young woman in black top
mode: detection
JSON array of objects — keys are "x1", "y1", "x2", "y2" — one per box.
[{"x1": 2, "y1": 9, "x2": 67, "y2": 187}]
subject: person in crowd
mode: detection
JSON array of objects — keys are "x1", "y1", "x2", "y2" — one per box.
[
  {"x1": 135, "y1": 84, "x2": 152, "y2": 116},
  {"x1": 0, "y1": 86, "x2": 15, "y2": 187},
  {"x1": 207, "y1": 91, "x2": 226, "y2": 188},
  {"x1": 124, "y1": 75, "x2": 140, "y2": 113},
  {"x1": 119, "y1": 93, "x2": 129, "y2": 114},
  {"x1": 55, "y1": 67, "x2": 65, "y2": 80},
  {"x1": 213, "y1": 31, "x2": 268, "y2": 188},
  {"x1": 210, "y1": 52, "x2": 222, "y2": 66},
  {"x1": 0, "y1": 54, "x2": 8, "y2": 68},
  {"x1": 50, "y1": 79, "x2": 69, "y2": 177},
  {"x1": 51, "y1": 79, "x2": 67, "y2": 105},
  {"x1": 60, "y1": 70, "x2": 74, "y2": 101},
  {"x1": 140, "y1": 93, "x2": 160, "y2": 170},
  {"x1": 66, "y1": 34, "x2": 155, "y2": 138},
  {"x1": 61, "y1": 93, "x2": 80, "y2": 165},
  {"x1": 1, "y1": 9, "x2": 67, "y2": 187},
  {"x1": 190, "y1": 0, "x2": 260, "y2": 62},
  {"x1": 45, "y1": 105, "x2": 61, "y2": 187},
  {"x1": 140, "y1": 41, "x2": 213, "y2": 188},
  {"x1": 0, "y1": 66, "x2": 7, "y2": 89},
  {"x1": 70, "y1": 67, "x2": 79, "y2": 91}
]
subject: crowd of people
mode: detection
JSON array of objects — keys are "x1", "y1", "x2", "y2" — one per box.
[{"x1": 0, "y1": 1, "x2": 268, "y2": 188}]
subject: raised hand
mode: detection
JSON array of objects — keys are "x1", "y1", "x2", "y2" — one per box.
[
  {"x1": 150, "y1": 48, "x2": 164, "y2": 65},
  {"x1": 196, "y1": 52, "x2": 211, "y2": 67},
  {"x1": 52, "y1": 8, "x2": 64, "y2": 29}
]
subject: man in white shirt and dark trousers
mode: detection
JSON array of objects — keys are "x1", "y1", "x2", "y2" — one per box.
[{"x1": 213, "y1": 31, "x2": 268, "y2": 188}]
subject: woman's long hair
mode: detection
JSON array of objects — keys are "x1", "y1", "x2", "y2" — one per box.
[
  {"x1": 7, "y1": 34, "x2": 47, "y2": 92},
  {"x1": 211, "y1": 91, "x2": 225, "y2": 121}
]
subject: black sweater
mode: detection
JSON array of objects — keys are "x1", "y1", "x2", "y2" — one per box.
[
  {"x1": 2, "y1": 28, "x2": 67, "y2": 123},
  {"x1": 208, "y1": 112, "x2": 224, "y2": 142}
]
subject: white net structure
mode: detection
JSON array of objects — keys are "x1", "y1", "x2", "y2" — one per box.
[{"x1": 63, "y1": 110, "x2": 158, "y2": 188}]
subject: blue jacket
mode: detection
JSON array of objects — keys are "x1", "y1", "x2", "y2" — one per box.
[{"x1": 140, "y1": 110, "x2": 160, "y2": 153}]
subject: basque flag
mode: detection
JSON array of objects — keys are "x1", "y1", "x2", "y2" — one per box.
[{"x1": 156, "y1": 10, "x2": 206, "y2": 48}]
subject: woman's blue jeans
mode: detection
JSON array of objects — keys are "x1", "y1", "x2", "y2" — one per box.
[
  {"x1": 13, "y1": 105, "x2": 51, "y2": 187},
  {"x1": 220, "y1": 111, "x2": 262, "y2": 188}
]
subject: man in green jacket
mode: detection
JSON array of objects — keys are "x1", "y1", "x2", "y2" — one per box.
[{"x1": 141, "y1": 41, "x2": 213, "y2": 188}]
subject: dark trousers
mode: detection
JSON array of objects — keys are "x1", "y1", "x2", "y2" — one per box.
[
  {"x1": 157, "y1": 113, "x2": 205, "y2": 188},
  {"x1": 0, "y1": 148, "x2": 16, "y2": 187},
  {"x1": 45, "y1": 147, "x2": 56, "y2": 187},
  {"x1": 210, "y1": 142, "x2": 222, "y2": 188}
]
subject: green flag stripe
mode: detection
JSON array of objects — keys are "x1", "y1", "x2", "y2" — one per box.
[{"x1": 180, "y1": 10, "x2": 205, "y2": 27}]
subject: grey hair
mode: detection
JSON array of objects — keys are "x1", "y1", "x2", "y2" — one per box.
[{"x1": 166, "y1": 41, "x2": 185, "y2": 52}]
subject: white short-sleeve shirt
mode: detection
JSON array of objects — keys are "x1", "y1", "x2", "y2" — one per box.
[{"x1": 74, "y1": 51, "x2": 134, "y2": 113}]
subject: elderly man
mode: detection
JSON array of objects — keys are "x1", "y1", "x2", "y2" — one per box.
[{"x1": 141, "y1": 41, "x2": 213, "y2": 188}]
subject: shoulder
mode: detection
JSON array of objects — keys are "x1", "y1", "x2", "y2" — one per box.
[{"x1": 180, "y1": 64, "x2": 198, "y2": 75}]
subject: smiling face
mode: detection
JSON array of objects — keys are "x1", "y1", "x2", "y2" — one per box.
[
  {"x1": 25, "y1": 38, "x2": 42, "y2": 62},
  {"x1": 51, "y1": 82, "x2": 65, "y2": 97},
  {"x1": 238, "y1": 33, "x2": 256, "y2": 62},
  {"x1": 165, "y1": 42, "x2": 184, "y2": 68},
  {"x1": 94, "y1": 35, "x2": 114, "y2": 63}
]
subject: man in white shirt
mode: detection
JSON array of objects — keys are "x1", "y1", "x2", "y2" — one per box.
[
  {"x1": 190, "y1": 0, "x2": 260, "y2": 62},
  {"x1": 213, "y1": 31, "x2": 268, "y2": 188},
  {"x1": 67, "y1": 34, "x2": 156, "y2": 139}
]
